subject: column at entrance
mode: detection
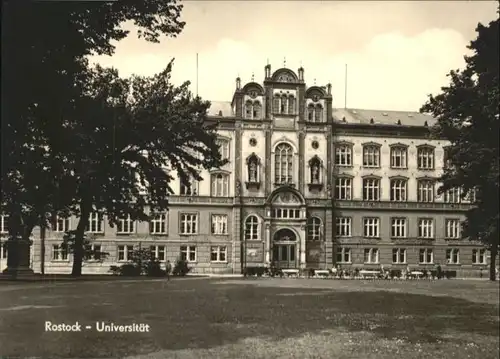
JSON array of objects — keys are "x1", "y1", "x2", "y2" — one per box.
[
  {"x1": 299, "y1": 224, "x2": 307, "y2": 269},
  {"x1": 265, "y1": 223, "x2": 271, "y2": 265}
]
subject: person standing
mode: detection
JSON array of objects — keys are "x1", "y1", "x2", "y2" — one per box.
[{"x1": 165, "y1": 260, "x2": 172, "y2": 281}]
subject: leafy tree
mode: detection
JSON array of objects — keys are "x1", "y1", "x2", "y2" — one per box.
[
  {"x1": 61, "y1": 63, "x2": 225, "y2": 276},
  {"x1": 1, "y1": 0, "x2": 185, "y2": 274},
  {"x1": 420, "y1": 18, "x2": 499, "y2": 281}
]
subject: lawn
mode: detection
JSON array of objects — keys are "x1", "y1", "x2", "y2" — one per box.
[{"x1": 0, "y1": 277, "x2": 498, "y2": 359}]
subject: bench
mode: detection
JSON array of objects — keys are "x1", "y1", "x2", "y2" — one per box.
[
  {"x1": 359, "y1": 270, "x2": 380, "y2": 279},
  {"x1": 314, "y1": 270, "x2": 330, "y2": 278},
  {"x1": 282, "y1": 269, "x2": 300, "y2": 277}
]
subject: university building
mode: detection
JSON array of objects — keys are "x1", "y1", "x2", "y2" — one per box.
[{"x1": 0, "y1": 64, "x2": 489, "y2": 276}]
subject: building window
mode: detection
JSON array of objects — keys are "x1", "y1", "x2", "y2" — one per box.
[
  {"x1": 180, "y1": 245, "x2": 197, "y2": 262},
  {"x1": 0, "y1": 215, "x2": 8, "y2": 234},
  {"x1": 419, "y1": 248, "x2": 434, "y2": 264},
  {"x1": 335, "y1": 144, "x2": 352, "y2": 166},
  {"x1": 244, "y1": 215, "x2": 260, "y2": 240},
  {"x1": 86, "y1": 212, "x2": 104, "y2": 233},
  {"x1": 446, "y1": 248, "x2": 460, "y2": 264},
  {"x1": 364, "y1": 248, "x2": 379, "y2": 264},
  {"x1": 392, "y1": 248, "x2": 407, "y2": 264},
  {"x1": 118, "y1": 245, "x2": 134, "y2": 261},
  {"x1": 211, "y1": 246, "x2": 227, "y2": 262},
  {"x1": 150, "y1": 213, "x2": 168, "y2": 235},
  {"x1": 150, "y1": 245, "x2": 166, "y2": 261},
  {"x1": 211, "y1": 173, "x2": 229, "y2": 197},
  {"x1": 336, "y1": 247, "x2": 351, "y2": 263},
  {"x1": 390, "y1": 179, "x2": 407, "y2": 202},
  {"x1": 472, "y1": 249, "x2": 487, "y2": 264},
  {"x1": 216, "y1": 139, "x2": 230, "y2": 161},
  {"x1": 245, "y1": 100, "x2": 252, "y2": 119},
  {"x1": 363, "y1": 178, "x2": 380, "y2": 201},
  {"x1": 363, "y1": 217, "x2": 380, "y2": 238},
  {"x1": 253, "y1": 101, "x2": 262, "y2": 119},
  {"x1": 445, "y1": 219, "x2": 461, "y2": 239},
  {"x1": 418, "y1": 218, "x2": 434, "y2": 239},
  {"x1": 247, "y1": 154, "x2": 260, "y2": 183},
  {"x1": 309, "y1": 156, "x2": 322, "y2": 184},
  {"x1": 273, "y1": 95, "x2": 280, "y2": 113},
  {"x1": 116, "y1": 215, "x2": 135, "y2": 234},
  {"x1": 280, "y1": 95, "x2": 287, "y2": 113},
  {"x1": 307, "y1": 217, "x2": 321, "y2": 241},
  {"x1": 391, "y1": 218, "x2": 407, "y2": 238},
  {"x1": 52, "y1": 244, "x2": 68, "y2": 261},
  {"x1": 362, "y1": 145, "x2": 380, "y2": 167},
  {"x1": 307, "y1": 104, "x2": 314, "y2": 121},
  {"x1": 211, "y1": 214, "x2": 228, "y2": 235},
  {"x1": 417, "y1": 146, "x2": 434, "y2": 170},
  {"x1": 288, "y1": 96, "x2": 296, "y2": 115},
  {"x1": 53, "y1": 216, "x2": 70, "y2": 233},
  {"x1": 464, "y1": 188, "x2": 477, "y2": 203},
  {"x1": 271, "y1": 208, "x2": 301, "y2": 219},
  {"x1": 444, "y1": 188, "x2": 461, "y2": 203},
  {"x1": 180, "y1": 177, "x2": 198, "y2": 196},
  {"x1": 274, "y1": 143, "x2": 294, "y2": 184},
  {"x1": 390, "y1": 146, "x2": 407, "y2": 168},
  {"x1": 417, "y1": 180, "x2": 434, "y2": 202},
  {"x1": 85, "y1": 244, "x2": 102, "y2": 261},
  {"x1": 335, "y1": 217, "x2": 351, "y2": 237},
  {"x1": 180, "y1": 213, "x2": 198, "y2": 235},
  {"x1": 335, "y1": 177, "x2": 352, "y2": 200},
  {"x1": 314, "y1": 104, "x2": 323, "y2": 122},
  {"x1": 443, "y1": 147, "x2": 452, "y2": 169}
]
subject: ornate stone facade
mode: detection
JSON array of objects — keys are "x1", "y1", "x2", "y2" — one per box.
[{"x1": 2, "y1": 64, "x2": 488, "y2": 276}]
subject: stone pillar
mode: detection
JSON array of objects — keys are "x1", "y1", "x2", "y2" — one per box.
[
  {"x1": 299, "y1": 224, "x2": 307, "y2": 269},
  {"x1": 265, "y1": 223, "x2": 271, "y2": 264},
  {"x1": 3, "y1": 238, "x2": 34, "y2": 276}
]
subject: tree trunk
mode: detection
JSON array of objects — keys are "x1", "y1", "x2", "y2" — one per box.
[
  {"x1": 489, "y1": 247, "x2": 497, "y2": 281},
  {"x1": 71, "y1": 201, "x2": 91, "y2": 277}
]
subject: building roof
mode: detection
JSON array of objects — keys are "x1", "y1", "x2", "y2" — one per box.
[
  {"x1": 207, "y1": 101, "x2": 233, "y2": 117},
  {"x1": 206, "y1": 101, "x2": 437, "y2": 127},
  {"x1": 333, "y1": 108, "x2": 436, "y2": 127}
]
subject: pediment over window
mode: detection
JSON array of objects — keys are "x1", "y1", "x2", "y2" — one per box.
[
  {"x1": 335, "y1": 173, "x2": 354, "y2": 179},
  {"x1": 361, "y1": 174, "x2": 382, "y2": 180},
  {"x1": 242, "y1": 82, "x2": 265, "y2": 96},
  {"x1": 389, "y1": 142, "x2": 409, "y2": 148},
  {"x1": 246, "y1": 153, "x2": 261, "y2": 164},
  {"x1": 273, "y1": 192, "x2": 301, "y2": 204},
  {"x1": 334, "y1": 141, "x2": 354, "y2": 147},
  {"x1": 416, "y1": 176, "x2": 436, "y2": 181},
  {"x1": 271, "y1": 68, "x2": 299, "y2": 83},
  {"x1": 416, "y1": 143, "x2": 436, "y2": 149},
  {"x1": 361, "y1": 141, "x2": 382, "y2": 148},
  {"x1": 389, "y1": 175, "x2": 409, "y2": 181},
  {"x1": 305, "y1": 86, "x2": 326, "y2": 100},
  {"x1": 209, "y1": 169, "x2": 231, "y2": 175}
]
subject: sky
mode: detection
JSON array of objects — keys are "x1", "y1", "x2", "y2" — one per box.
[{"x1": 91, "y1": 1, "x2": 498, "y2": 112}]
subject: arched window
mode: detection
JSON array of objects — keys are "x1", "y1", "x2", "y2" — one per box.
[
  {"x1": 288, "y1": 96, "x2": 295, "y2": 114},
  {"x1": 315, "y1": 104, "x2": 323, "y2": 122},
  {"x1": 307, "y1": 217, "x2": 322, "y2": 241},
  {"x1": 247, "y1": 154, "x2": 260, "y2": 183},
  {"x1": 211, "y1": 173, "x2": 229, "y2": 197},
  {"x1": 244, "y1": 215, "x2": 260, "y2": 240},
  {"x1": 280, "y1": 95, "x2": 287, "y2": 114},
  {"x1": 253, "y1": 101, "x2": 261, "y2": 119},
  {"x1": 273, "y1": 95, "x2": 280, "y2": 113},
  {"x1": 274, "y1": 143, "x2": 294, "y2": 184},
  {"x1": 244, "y1": 100, "x2": 253, "y2": 119},
  {"x1": 307, "y1": 104, "x2": 314, "y2": 121},
  {"x1": 309, "y1": 156, "x2": 322, "y2": 184}
]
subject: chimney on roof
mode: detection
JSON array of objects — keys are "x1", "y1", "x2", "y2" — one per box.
[
  {"x1": 218, "y1": 110, "x2": 223, "y2": 116},
  {"x1": 397, "y1": 119, "x2": 401, "y2": 125},
  {"x1": 265, "y1": 64, "x2": 271, "y2": 79},
  {"x1": 424, "y1": 121, "x2": 428, "y2": 126},
  {"x1": 327, "y1": 83, "x2": 332, "y2": 95},
  {"x1": 342, "y1": 117, "x2": 346, "y2": 122},
  {"x1": 298, "y1": 66, "x2": 304, "y2": 81},
  {"x1": 236, "y1": 77, "x2": 241, "y2": 90},
  {"x1": 370, "y1": 118, "x2": 374, "y2": 124}
]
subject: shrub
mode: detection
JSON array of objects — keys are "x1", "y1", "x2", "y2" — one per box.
[
  {"x1": 119, "y1": 264, "x2": 142, "y2": 276},
  {"x1": 146, "y1": 260, "x2": 166, "y2": 277},
  {"x1": 172, "y1": 259, "x2": 191, "y2": 276}
]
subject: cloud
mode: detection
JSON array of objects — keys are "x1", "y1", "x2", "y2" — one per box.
[{"x1": 90, "y1": 27, "x2": 470, "y2": 111}]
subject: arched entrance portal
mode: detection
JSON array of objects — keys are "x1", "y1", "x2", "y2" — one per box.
[{"x1": 272, "y1": 228, "x2": 297, "y2": 269}]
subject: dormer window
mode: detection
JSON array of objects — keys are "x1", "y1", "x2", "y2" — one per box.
[{"x1": 315, "y1": 104, "x2": 323, "y2": 122}]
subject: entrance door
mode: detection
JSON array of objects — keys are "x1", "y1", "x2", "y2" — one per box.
[
  {"x1": 272, "y1": 228, "x2": 298, "y2": 269},
  {"x1": 272, "y1": 244, "x2": 296, "y2": 269}
]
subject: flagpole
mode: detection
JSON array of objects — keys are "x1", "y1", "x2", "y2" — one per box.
[
  {"x1": 344, "y1": 64, "x2": 347, "y2": 109},
  {"x1": 196, "y1": 53, "x2": 199, "y2": 97}
]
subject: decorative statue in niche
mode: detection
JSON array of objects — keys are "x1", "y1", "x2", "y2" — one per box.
[
  {"x1": 249, "y1": 161, "x2": 257, "y2": 182},
  {"x1": 311, "y1": 163, "x2": 320, "y2": 183}
]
